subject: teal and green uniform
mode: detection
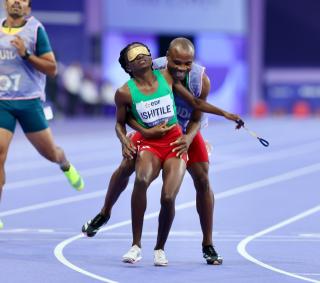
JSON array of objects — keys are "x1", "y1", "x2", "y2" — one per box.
[
  {"x1": 1, "y1": 20, "x2": 52, "y2": 56},
  {"x1": 0, "y1": 18, "x2": 84, "y2": 194},
  {"x1": 0, "y1": 99, "x2": 48, "y2": 133},
  {"x1": 128, "y1": 70, "x2": 178, "y2": 128},
  {"x1": 0, "y1": 16, "x2": 52, "y2": 133}
]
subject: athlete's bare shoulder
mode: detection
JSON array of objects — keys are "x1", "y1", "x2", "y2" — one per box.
[
  {"x1": 118, "y1": 83, "x2": 130, "y2": 94},
  {"x1": 202, "y1": 72, "x2": 210, "y2": 89},
  {"x1": 115, "y1": 83, "x2": 131, "y2": 105},
  {"x1": 200, "y1": 72, "x2": 211, "y2": 99}
]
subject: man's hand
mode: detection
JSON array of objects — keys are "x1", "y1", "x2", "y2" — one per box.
[
  {"x1": 170, "y1": 135, "x2": 192, "y2": 158},
  {"x1": 121, "y1": 137, "x2": 137, "y2": 160},
  {"x1": 142, "y1": 121, "x2": 175, "y2": 139},
  {"x1": 223, "y1": 112, "x2": 244, "y2": 129},
  {"x1": 10, "y1": 35, "x2": 27, "y2": 57}
]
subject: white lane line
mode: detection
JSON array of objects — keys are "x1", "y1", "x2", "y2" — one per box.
[
  {"x1": 6, "y1": 150, "x2": 115, "y2": 173},
  {"x1": 55, "y1": 234, "x2": 118, "y2": 283},
  {"x1": 2, "y1": 162, "x2": 320, "y2": 218},
  {"x1": 6, "y1": 139, "x2": 320, "y2": 192},
  {"x1": 53, "y1": 162, "x2": 320, "y2": 283},
  {"x1": 2, "y1": 238, "x2": 320, "y2": 244},
  {"x1": 297, "y1": 274, "x2": 320, "y2": 277},
  {"x1": 215, "y1": 163, "x2": 320, "y2": 199},
  {"x1": 0, "y1": 179, "x2": 160, "y2": 218},
  {"x1": 215, "y1": 140, "x2": 320, "y2": 172},
  {"x1": 237, "y1": 205, "x2": 320, "y2": 283},
  {"x1": 0, "y1": 190, "x2": 105, "y2": 217},
  {"x1": 6, "y1": 165, "x2": 115, "y2": 191},
  {"x1": 299, "y1": 234, "x2": 320, "y2": 238}
]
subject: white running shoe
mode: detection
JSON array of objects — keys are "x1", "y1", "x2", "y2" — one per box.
[
  {"x1": 122, "y1": 245, "x2": 142, "y2": 263},
  {"x1": 154, "y1": 249, "x2": 168, "y2": 266}
]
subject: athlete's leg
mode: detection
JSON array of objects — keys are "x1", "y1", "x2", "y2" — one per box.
[
  {"x1": 100, "y1": 157, "x2": 135, "y2": 217},
  {"x1": 189, "y1": 164, "x2": 222, "y2": 264},
  {"x1": 82, "y1": 157, "x2": 136, "y2": 237},
  {"x1": 187, "y1": 132, "x2": 222, "y2": 264},
  {"x1": 0, "y1": 128, "x2": 14, "y2": 229},
  {"x1": 101, "y1": 131, "x2": 141, "y2": 217},
  {"x1": 16, "y1": 99, "x2": 67, "y2": 166},
  {"x1": 14, "y1": 99, "x2": 83, "y2": 190},
  {"x1": 1, "y1": 101, "x2": 18, "y2": 228},
  {"x1": 131, "y1": 150, "x2": 161, "y2": 247},
  {"x1": 0, "y1": 128, "x2": 14, "y2": 201},
  {"x1": 122, "y1": 150, "x2": 161, "y2": 263},
  {"x1": 0, "y1": 101, "x2": 17, "y2": 201},
  {"x1": 84, "y1": 132, "x2": 158, "y2": 240},
  {"x1": 25, "y1": 128, "x2": 84, "y2": 190},
  {"x1": 154, "y1": 157, "x2": 186, "y2": 251},
  {"x1": 187, "y1": 132, "x2": 213, "y2": 246},
  {"x1": 188, "y1": 162, "x2": 213, "y2": 246},
  {"x1": 82, "y1": 131, "x2": 141, "y2": 237},
  {"x1": 26, "y1": 128, "x2": 69, "y2": 167}
]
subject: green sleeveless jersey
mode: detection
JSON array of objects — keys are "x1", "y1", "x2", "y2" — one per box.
[{"x1": 128, "y1": 70, "x2": 178, "y2": 128}]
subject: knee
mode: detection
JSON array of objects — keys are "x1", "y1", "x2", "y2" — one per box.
[
  {"x1": 194, "y1": 173, "x2": 211, "y2": 193},
  {"x1": 134, "y1": 173, "x2": 151, "y2": 189},
  {"x1": 160, "y1": 193, "x2": 176, "y2": 208},
  {"x1": 0, "y1": 152, "x2": 6, "y2": 165},
  {"x1": 0, "y1": 172, "x2": 5, "y2": 186},
  {"x1": 0, "y1": 160, "x2": 5, "y2": 188},
  {"x1": 0, "y1": 177, "x2": 5, "y2": 187},
  {"x1": 0, "y1": 144, "x2": 7, "y2": 162},
  {"x1": 0, "y1": 152, "x2": 7, "y2": 169}
]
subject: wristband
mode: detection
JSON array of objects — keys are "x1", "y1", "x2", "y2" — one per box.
[{"x1": 22, "y1": 50, "x2": 31, "y2": 60}]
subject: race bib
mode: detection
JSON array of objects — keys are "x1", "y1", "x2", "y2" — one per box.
[
  {"x1": 136, "y1": 94, "x2": 174, "y2": 127},
  {"x1": 0, "y1": 74, "x2": 21, "y2": 92}
]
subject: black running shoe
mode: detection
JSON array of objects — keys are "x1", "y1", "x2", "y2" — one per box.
[
  {"x1": 202, "y1": 245, "x2": 223, "y2": 265},
  {"x1": 82, "y1": 213, "x2": 108, "y2": 237}
]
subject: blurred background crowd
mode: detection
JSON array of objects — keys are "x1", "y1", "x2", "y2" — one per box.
[{"x1": 1, "y1": 0, "x2": 319, "y2": 119}]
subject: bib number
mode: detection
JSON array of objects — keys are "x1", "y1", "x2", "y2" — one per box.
[{"x1": 0, "y1": 74, "x2": 21, "y2": 92}]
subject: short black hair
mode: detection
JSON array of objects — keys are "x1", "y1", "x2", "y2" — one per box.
[{"x1": 118, "y1": 42, "x2": 151, "y2": 78}]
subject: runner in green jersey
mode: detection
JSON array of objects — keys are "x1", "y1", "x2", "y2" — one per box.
[{"x1": 113, "y1": 42, "x2": 242, "y2": 266}]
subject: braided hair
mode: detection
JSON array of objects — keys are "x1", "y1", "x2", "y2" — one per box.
[{"x1": 118, "y1": 42, "x2": 151, "y2": 78}]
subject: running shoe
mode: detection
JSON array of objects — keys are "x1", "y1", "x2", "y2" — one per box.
[
  {"x1": 82, "y1": 213, "x2": 108, "y2": 237},
  {"x1": 154, "y1": 249, "x2": 168, "y2": 266},
  {"x1": 122, "y1": 245, "x2": 142, "y2": 263},
  {"x1": 64, "y1": 164, "x2": 84, "y2": 191},
  {"x1": 202, "y1": 245, "x2": 223, "y2": 265},
  {"x1": 0, "y1": 219, "x2": 3, "y2": 230}
]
